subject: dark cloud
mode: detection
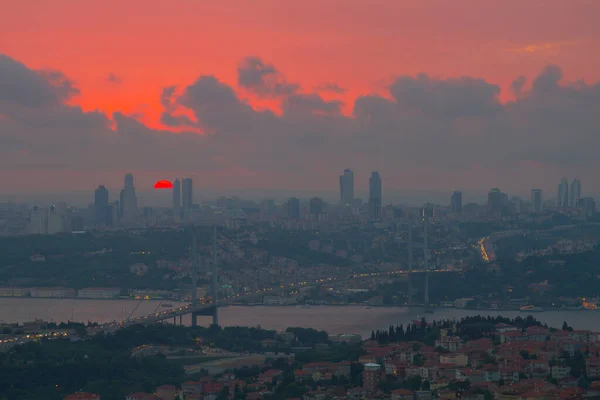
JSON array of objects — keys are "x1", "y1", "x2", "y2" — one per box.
[
  {"x1": 283, "y1": 93, "x2": 343, "y2": 116},
  {"x1": 389, "y1": 73, "x2": 502, "y2": 118},
  {"x1": 532, "y1": 64, "x2": 563, "y2": 93},
  {"x1": 107, "y1": 72, "x2": 121, "y2": 84},
  {"x1": 316, "y1": 82, "x2": 347, "y2": 94},
  {"x1": 2, "y1": 52, "x2": 600, "y2": 193},
  {"x1": 237, "y1": 56, "x2": 298, "y2": 97},
  {"x1": 0, "y1": 54, "x2": 79, "y2": 108},
  {"x1": 159, "y1": 85, "x2": 196, "y2": 127}
]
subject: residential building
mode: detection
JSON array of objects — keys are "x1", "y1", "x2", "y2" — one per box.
[
  {"x1": 287, "y1": 197, "x2": 300, "y2": 219},
  {"x1": 155, "y1": 385, "x2": 178, "y2": 400}
]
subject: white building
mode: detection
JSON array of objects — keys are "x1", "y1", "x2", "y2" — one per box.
[
  {"x1": 77, "y1": 287, "x2": 122, "y2": 299},
  {"x1": 30, "y1": 287, "x2": 76, "y2": 298}
]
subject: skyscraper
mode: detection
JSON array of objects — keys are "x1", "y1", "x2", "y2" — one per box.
[
  {"x1": 309, "y1": 197, "x2": 325, "y2": 221},
  {"x1": 287, "y1": 197, "x2": 300, "y2": 219},
  {"x1": 531, "y1": 189, "x2": 543, "y2": 213},
  {"x1": 339, "y1": 169, "x2": 354, "y2": 206},
  {"x1": 368, "y1": 172, "x2": 382, "y2": 220},
  {"x1": 121, "y1": 173, "x2": 138, "y2": 219},
  {"x1": 557, "y1": 178, "x2": 569, "y2": 209},
  {"x1": 172, "y1": 178, "x2": 181, "y2": 214},
  {"x1": 94, "y1": 185, "x2": 109, "y2": 225},
  {"x1": 569, "y1": 178, "x2": 581, "y2": 208},
  {"x1": 487, "y1": 188, "x2": 507, "y2": 214},
  {"x1": 450, "y1": 191, "x2": 462, "y2": 214},
  {"x1": 182, "y1": 178, "x2": 193, "y2": 216}
]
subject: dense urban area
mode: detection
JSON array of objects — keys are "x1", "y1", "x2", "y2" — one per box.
[
  {"x1": 0, "y1": 174, "x2": 599, "y2": 310},
  {"x1": 2, "y1": 174, "x2": 600, "y2": 399}
]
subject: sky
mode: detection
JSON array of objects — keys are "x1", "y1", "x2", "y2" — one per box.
[{"x1": 1, "y1": 0, "x2": 600, "y2": 201}]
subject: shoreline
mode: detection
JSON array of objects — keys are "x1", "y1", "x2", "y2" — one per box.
[{"x1": 0, "y1": 297, "x2": 595, "y2": 313}]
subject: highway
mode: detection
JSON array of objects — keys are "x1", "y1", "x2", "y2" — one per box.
[{"x1": 0, "y1": 330, "x2": 70, "y2": 351}]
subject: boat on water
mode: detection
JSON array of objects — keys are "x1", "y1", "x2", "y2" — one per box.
[
  {"x1": 161, "y1": 303, "x2": 174, "y2": 308},
  {"x1": 365, "y1": 306, "x2": 372, "y2": 309},
  {"x1": 424, "y1": 308, "x2": 435, "y2": 314},
  {"x1": 520, "y1": 305, "x2": 544, "y2": 313},
  {"x1": 298, "y1": 305, "x2": 312, "y2": 309}
]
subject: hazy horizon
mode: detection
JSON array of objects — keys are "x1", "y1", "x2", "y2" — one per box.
[
  {"x1": 0, "y1": 186, "x2": 566, "y2": 209},
  {"x1": 2, "y1": 1, "x2": 600, "y2": 196}
]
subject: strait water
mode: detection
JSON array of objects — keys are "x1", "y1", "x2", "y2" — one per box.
[{"x1": 1, "y1": 298, "x2": 599, "y2": 338}]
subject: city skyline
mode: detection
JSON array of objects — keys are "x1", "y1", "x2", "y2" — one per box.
[{"x1": 2, "y1": 2, "x2": 600, "y2": 194}]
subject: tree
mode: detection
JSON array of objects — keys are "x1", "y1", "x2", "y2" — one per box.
[
  {"x1": 402, "y1": 376, "x2": 422, "y2": 391},
  {"x1": 216, "y1": 386, "x2": 230, "y2": 400},
  {"x1": 74, "y1": 326, "x2": 87, "y2": 338}
]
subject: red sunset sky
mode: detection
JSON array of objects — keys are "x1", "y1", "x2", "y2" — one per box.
[{"x1": 1, "y1": 0, "x2": 600, "y2": 199}]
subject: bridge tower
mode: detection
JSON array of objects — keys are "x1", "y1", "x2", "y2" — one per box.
[
  {"x1": 191, "y1": 227, "x2": 199, "y2": 327},
  {"x1": 190, "y1": 225, "x2": 219, "y2": 327},
  {"x1": 210, "y1": 225, "x2": 219, "y2": 327},
  {"x1": 423, "y1": 213, "x2": 430, "y2": 308},
  {"x1": 407, "y1": 219, "x2": 413, "y2": 306}
]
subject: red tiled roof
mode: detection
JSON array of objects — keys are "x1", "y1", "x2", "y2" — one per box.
[
  {"x1": 64, "y1": 394, "x2": 100, "y2": 400},
  {"x1": 502, "y1": 331, "x2": 524, "y2": 337},
  {"x1": 392, "y1": 389, "x2": 413, "y2": 395},
  {"x1": 126, "y1": 393, "x2": 159, "y2": 400}
]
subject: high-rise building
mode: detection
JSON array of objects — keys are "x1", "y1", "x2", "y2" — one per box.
[
  {"x1": 577, "y1": 197, "x2": 596, "y2": 217},
  {"x1": 182, "y1": 178, "x2": 193, "y2": 216},
  {"x1": 30, "y1": 206, "x2": 48, "y2": 235},
  {"x1": 106, "y1": 201, "x2": 118, "y2": 227},
  {"x1": 487, "y1": 188, "x2": 507, "y2": 214},
  {"x1": 121, "y1": 173, "x2": 138, "y2": 219},
  {"x1": 339, "y1": 169, "x2": 354, "y2": 206},
  {"x1": 309, "y1": 197, "x2": 325, "y2": 221},
  {"x1": 509, "y1": 196, "x2": 522, "y2": 214},
  {"x1": 570, "y1": 178, "x2": 581, "y2": 208},
  {"x1": 450, "y1": 191, "x2": 462, "y2": 214},
  {"x1": 287, "y1": 197, "x2": 300, "y2": 219},
  {"x1": 531, "y1": 189, "x2": 543, "y2": 213},
  {"x1": 172, "y1": 178, "x2": 181, "y2": 214},
  {"x1": 557, "y1": 177, "x2": 569, "y2": 209},
  {"x1": 94, "y1": 185, "x2": 109, "y2": 226},
  {"x1": 47, "y1": 205, "x2": 63, "y2": 234},
  {"x1": 368, "y1": 172, "x2": 382, "y2": 220}
]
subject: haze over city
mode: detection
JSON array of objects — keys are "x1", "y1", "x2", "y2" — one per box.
[
  {"x1": 7, "y1": 3, "x2": 600, "y2": 400},
  {"x1": 2, "y1": 1, "x2": 600, "y2": 199}
]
